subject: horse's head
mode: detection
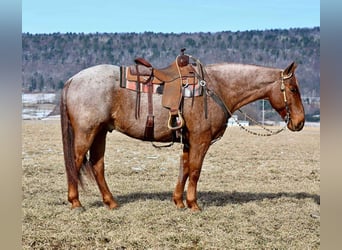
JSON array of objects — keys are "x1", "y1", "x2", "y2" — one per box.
[{"x1": 269, "y1": 62, "x2": 305, "y2": 131}]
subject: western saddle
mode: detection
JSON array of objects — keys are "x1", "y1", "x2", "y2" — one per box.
[{"x1": 122, "y1": 48, "x2": 201, "y2": 140}]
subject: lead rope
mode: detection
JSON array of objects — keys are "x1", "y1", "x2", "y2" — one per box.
[
  {"x1": 228, "y1": 70, "x2": 292, "y2": 137},
  {"x1": 232, "y1": 109, "x2": 287, "y2": 136},
  {"x1": 195, "y1": 63, "x2": 291, "y2": 137}
]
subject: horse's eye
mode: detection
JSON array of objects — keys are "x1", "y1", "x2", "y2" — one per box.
[{"x1": 290, "y1": 87, "x2": 297, "y2": 93}]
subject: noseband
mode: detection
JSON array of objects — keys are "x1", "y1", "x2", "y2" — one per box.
[{"x1": 280, "y1": 71, "x2": 293, "y2": 125}]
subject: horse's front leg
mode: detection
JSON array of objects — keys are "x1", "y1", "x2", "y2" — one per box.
[
  {"x1": 186, "y1": 141, "x2": 210, "y2": 211},
  {"x1": 173, "y1": 147, "x2": 189, "y2": 208}
]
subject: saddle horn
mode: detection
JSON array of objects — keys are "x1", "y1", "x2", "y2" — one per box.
[{"x1": 177, "y1": 48, "x2": 189, "y2": 67}]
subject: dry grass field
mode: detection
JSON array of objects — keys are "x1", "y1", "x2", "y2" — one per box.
[{"x1": 22, "y1": 120, "x2": 320, "y2": 249}]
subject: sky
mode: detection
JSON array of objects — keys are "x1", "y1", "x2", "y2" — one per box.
[{"x1": 22, "y1": 0, "x2": 320, "y2": 34}]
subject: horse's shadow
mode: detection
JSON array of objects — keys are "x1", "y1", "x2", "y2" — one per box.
[{"x1": 90, "y1": 190, "x2": 320, "y2": 208}]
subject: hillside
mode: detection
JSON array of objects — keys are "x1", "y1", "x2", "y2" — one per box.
[{"x1": 22, "y1": 28, "x2": 320, "y2": 119}]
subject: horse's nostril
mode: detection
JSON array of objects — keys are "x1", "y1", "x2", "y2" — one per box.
[{"x1": 296, "y1": 121, "x2": 305, "y2": 131}]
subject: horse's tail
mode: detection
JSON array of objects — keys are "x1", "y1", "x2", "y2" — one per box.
[{"x1": 60, "y1": 79, "x2": 81, "y2": 187}]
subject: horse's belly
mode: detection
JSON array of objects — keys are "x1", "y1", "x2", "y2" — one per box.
[{"x1": 112, "y1": 106, "x2": 173, "y2": 142}]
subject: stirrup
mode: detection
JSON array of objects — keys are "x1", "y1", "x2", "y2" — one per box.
[{"x1": 167, "y1": 111, "x2": 184, "y2": 130}]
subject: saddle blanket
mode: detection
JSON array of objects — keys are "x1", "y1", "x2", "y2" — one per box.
[{"x1": 120, "y1": 66, "x2": 203, "y2": 97}]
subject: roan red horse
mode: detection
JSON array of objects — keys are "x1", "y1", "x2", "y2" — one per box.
[{"x1": 61, "y1": 53, "x2": 305, "y2": 211}]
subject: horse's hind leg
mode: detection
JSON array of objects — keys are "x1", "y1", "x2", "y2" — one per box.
[
  {"x1": 90, "y1": 128, "x2": 118, "y2": 209},
  {"x1": 67, "y1": 132, "x2": 92, "y2": 209}
]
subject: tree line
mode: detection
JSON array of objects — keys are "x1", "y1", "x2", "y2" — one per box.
[{"x1": 22, "y1": 27, "x2": 319, "y2": 95}]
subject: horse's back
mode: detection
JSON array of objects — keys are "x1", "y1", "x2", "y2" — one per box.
[
  {"x1": 65, "y1": 64, "x2": 120, "y2": 131},
  {"x1": 68, "y1": 64, "x2": 119, "y2": 89}
]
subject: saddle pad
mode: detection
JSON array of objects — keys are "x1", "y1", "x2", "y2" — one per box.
[
  {"x1": 120, "y1": 66, "x2": 163, "y2": 93},
  {"x1": 120, "y1": 66, "x2": 203, "y2": 97}
]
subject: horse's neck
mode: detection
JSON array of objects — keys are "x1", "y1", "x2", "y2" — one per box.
[{"x1": 206, "y1": 63, "x2": 279, "y2": 112}]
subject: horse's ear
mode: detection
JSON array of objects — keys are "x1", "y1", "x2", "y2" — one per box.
[{"x1": 284, "y1": 61, "x2": 298, "y2": 75}]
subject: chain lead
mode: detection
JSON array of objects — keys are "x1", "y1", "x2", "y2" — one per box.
[{"x1": 229, "y1": 109, "x2": 287, "y2": 137}]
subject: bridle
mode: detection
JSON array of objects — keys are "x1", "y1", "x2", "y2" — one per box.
[{"x1": 280, "y1": 70, "x2": 293, "y2": 125}]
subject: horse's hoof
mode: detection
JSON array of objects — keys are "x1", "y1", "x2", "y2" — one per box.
[
  {"x1": 71, "y1": 206, "x2": 86, "y2": 213},
  {"x1": 190, "y1": 206, "x2": 202, "y2": 212},
  {"x1": 187, "y1": 201, "x2": 202, "y2": 212},
  {"x1": 173, "y1": 200, "x2": 186, "y2": 209},
  {"x1": 177, "y1": 205, "x2": 186, "y2": 210},
  {"x1": 107, "y1": 202, "x2": 119, "y2": 210}
]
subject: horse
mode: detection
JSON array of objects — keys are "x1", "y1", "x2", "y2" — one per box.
[{"x1": 60, "y1": 60, "x2": 305, "y2": 211}]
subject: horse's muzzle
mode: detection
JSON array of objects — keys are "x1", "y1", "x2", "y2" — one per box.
[{"x1": 288, "y1": 120, "x2": 305, "y2": 131}]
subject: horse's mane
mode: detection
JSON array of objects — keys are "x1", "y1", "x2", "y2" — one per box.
[{"x1": 205, "y1": 62, "x2": 280, "y2": 71}]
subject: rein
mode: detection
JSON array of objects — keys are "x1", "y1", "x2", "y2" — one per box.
[
  {"x1": 227, "y1": 70, "x2": 293, "y2": 136},
  {"x1": 197, "y1": 64, "x2": 293, "y2": 137},
  {"x1": 231, "y1": 109, "x2": 288, "y2": 136}
]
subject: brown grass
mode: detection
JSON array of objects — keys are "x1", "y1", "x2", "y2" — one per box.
[{"x1": 22, "y1": 120, "x2": 320, "y2": 249}]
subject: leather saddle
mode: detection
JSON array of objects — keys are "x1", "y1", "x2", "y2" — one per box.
[{"x1": 125, "y1": 49, "x2": 198, "y2": 132}]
